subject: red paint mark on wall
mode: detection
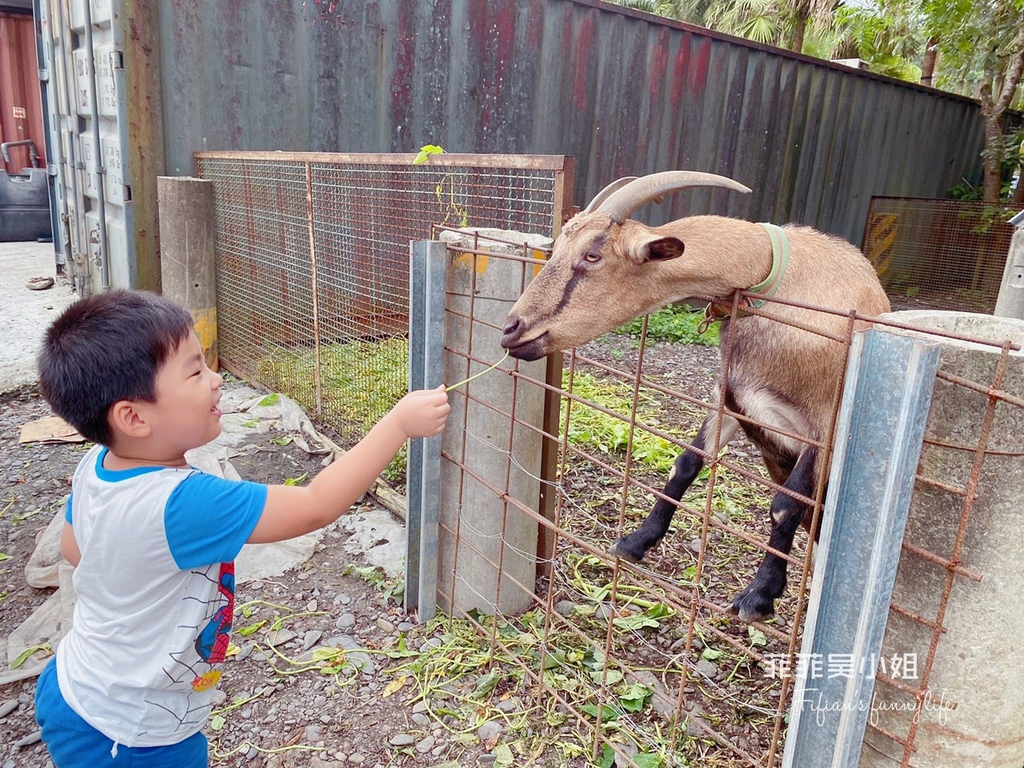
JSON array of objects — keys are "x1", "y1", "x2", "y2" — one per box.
[
  {"x1": 649, "y1": 29, "x2": 669, "y2": 102},
  {"x1": 690, "y1": 36, "x2": 711, "y2": 95},
  {"x1": 672, "y1": 34, "x2": 691, "y2": 109},
  {"x1": 571, "y1": 15, "x2": 596, "y2": 112}
]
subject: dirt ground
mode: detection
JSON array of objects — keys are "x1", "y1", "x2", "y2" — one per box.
[{"x1": 0, "y1": 379, "x2": 500, "y2": 768}]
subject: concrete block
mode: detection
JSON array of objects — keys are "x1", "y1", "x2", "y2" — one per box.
[{"x1": 862, "y1": 311, "x2": 1024, "y2": 767}]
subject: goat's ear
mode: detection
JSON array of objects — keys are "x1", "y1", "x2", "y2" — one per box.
[{"x1": 631, "y1": 236, "x2": 685, "y2": 264}]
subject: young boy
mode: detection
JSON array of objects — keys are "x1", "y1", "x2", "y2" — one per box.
[{"x1": 33, "y1": 289, "x2": 450, "y2": 767}]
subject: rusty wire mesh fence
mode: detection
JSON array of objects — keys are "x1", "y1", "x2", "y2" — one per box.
[
  {"x1": 863, "y1": 197, "x2": 1017, "y2": 314},
  {"x1": 433, "y1": 232, "x2": 831, "y2": 767},
  {"x1": 194, "y1": 152, "x2": 573, "y2": 449},
  {"x1": 428, "y1": 232, "x2": 1024, "y2": 767}
]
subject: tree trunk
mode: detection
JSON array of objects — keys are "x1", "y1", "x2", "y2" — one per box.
[
  {"x1": 788, "y1": 0, "x2": 810, "y2": 53},
  {"x1": 982, "y1": 112, "x2": 1004, "y2": 203},
  {"x1": 979, "y1": 29, "x2": 1024, "y2": 202},
  {"x1": 920, "y1": 36, "x2": 939, "y2": 87}
]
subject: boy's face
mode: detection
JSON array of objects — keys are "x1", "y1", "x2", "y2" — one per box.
[{"x1": 144, "y1": 331, "x2": 224, "y2": 455}]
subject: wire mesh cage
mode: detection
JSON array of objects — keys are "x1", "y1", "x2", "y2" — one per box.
[
  {"x1": 194, "y1": 152, "x2": 573, "y2": 451},
  {"x1": 863, "y1": 197, "x2": 1017, "y2": 313},
  {"x1": 429, "y1": 233, "x2": 837, "y2": 766}
]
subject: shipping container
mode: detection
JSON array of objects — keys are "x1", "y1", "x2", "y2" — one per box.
[
  {"x1": 0, "y1": 8, "x2": 52, "y2": 243},
  {"x1": 37, "y1": 0, "x2": 162, "y2": 292}
]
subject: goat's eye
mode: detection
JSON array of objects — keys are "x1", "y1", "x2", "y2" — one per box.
[{"x1": 583, "y1": 252, "x2": 602, "y2": 264}]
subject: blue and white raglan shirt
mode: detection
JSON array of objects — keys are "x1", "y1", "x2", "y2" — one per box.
[{"x1": 55, "y1": 444, "x2": 267, "y2": 748}]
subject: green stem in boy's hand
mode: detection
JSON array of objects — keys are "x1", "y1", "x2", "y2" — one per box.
[{"x1": 445, "y1": 350, "x2": 510, "y2": 392}]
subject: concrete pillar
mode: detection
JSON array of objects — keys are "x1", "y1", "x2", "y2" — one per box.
[
  {"x1": 861, "y1": 311, "x2": 1024, "y2": 767},
  {"x1": 437, "y1": 228, "x2": 551, "y2": 616},
  {"x1": 994, "y1": 215, "x2": 1024, "y2": 319},
  {"x1": 157, "y1": 176, "x2": 218, "y2": 369}
]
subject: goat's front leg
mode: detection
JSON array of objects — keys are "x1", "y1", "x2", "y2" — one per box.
[
  {"x1": 730, "y1": 447, "x2": 818, "y2": 622},
  {"x1": 609, "y1": 413, "x2": 739, "y2": 563}
]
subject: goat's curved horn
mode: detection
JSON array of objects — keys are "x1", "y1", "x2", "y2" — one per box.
[
  {"x1": 595, "y1": 171, "x2": 752, "y2": 223},
  {"x1": 582, "y1": 177, "x2": 638, "y2": 214}
]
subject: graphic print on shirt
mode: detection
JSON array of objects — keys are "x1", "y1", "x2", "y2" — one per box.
[
  {"x1": 159, "y1": 562, "x2": 235, "y2": 695},
  {"x1": 196, "y1": 562, "x2": 235, "y2": 666},
  {"x1": 139, "y1": 563, "x2": 235, "y2": 734}
]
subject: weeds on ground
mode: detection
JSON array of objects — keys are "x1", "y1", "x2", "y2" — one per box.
[
  {"x1": 256, "y1": 337, "x2": 409, "y2": 479},
  {"x1": 616, "y1": 307, "x2": 719, "y2": 347},
  {"x1": 562, "y1": 371, "x2": 700, "y2": 475}
]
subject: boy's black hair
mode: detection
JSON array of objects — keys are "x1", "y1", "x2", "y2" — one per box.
[{"x1": 38, "y1": 289, "x2": 195, "y2": 446}]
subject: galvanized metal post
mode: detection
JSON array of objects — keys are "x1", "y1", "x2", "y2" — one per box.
[
  {"x1": 994, "y1": 210, "x2": 1024, "y2": 320},
  {"x1": 404, "y1": 239, "x2": 447, "y2": 620},
  {"x1": 782, "y1": 328, "x2": 941, "y2": 768}
]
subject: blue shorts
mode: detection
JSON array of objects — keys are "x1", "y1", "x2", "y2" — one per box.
[{"x1": 34, "y1": 660, "x2": 209, "y2": 768}]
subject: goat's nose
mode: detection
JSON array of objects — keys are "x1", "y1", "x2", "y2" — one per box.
[{"x1": 500, "y1": 316, "x2": 522, "y2": 348}]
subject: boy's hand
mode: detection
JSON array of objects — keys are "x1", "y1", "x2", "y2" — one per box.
[
  {"x1": 392, "y1": 385, "x2": 450, "y2": 438},
  {"x1": 254, "y1": 385, "x2": 450, "y2": 544}
]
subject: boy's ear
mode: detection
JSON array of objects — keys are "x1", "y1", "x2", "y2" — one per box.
[{"x1": 109, "y1": 400, "x2": 152, "y2": 440}]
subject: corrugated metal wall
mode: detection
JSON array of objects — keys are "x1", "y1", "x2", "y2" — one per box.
[
  {"x1": 157, "y1": 0, "x2": 983, "y2": 247},
  {"x1": 38, "y1": 0, "x2": 986, "y2": 285}
]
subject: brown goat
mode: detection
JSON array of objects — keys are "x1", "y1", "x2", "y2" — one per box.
[{"x1": 500, "y1": 171, "x2": 891, "y2": 621}]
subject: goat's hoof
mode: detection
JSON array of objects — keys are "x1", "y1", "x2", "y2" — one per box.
[
  {"x1": 608, "y1": 538, "x2": 644, "y2": 564},
  {"x1": 728, "y1": 589, "x2": 775, "y2": 623}
]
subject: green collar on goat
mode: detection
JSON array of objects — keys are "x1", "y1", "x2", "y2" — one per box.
[{"x1": 700, "y1": 222, "x2": 791, "y2": 330}]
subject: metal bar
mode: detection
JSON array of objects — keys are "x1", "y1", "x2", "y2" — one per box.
[
  {"x1": 404, "y1": 241, "x2": 428, "y2": 615},
  {"x1": 702, "y1": 294, "x2": 1022, "y2": 353},
  {"x1": 305, "y1": 162, "x2": 323, "y2": 417},
  {"x1": 898, "y1": 541, "x2": 983, "y2": 582},
  {"x1": 935, "y1": 368, "x2": 1024, "y2": 407},
  {"x1": 887, "y1": 603, "x2": 946, "y2": 632},
  {"x1": 782, "y1": 328, "x2": 942, "y2": 768},
  {"x1": 48, "y1": 0, "x2": 86, "y2": 289},
  {"x1": 194, "y1": 150, "x2": 572, "y2": 171},
  {"x1": 913, "y1": 474, "x2": 968, "y2": 496},
  {"x1": 80, "y1": 0, "x2": 109, "y2": 288},
  {"x1": 416, "y1": 240, "x2": 447, "y2": 622}
]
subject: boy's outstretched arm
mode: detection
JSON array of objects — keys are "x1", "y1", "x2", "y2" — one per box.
[{"x1": 248, "y1": 386, "x2": 450, "y2": 544}]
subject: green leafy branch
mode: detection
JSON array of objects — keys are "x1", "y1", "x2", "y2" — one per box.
[{"x1": 413, "y1": 144, "x2": 469, "y2": 227}]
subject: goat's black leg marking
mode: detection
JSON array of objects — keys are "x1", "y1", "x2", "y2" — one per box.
[
  {"x1": 730, "y1": 447, "x2": 818, "y2": 622},
  {"x1": 609, "y1": 414, "x2": 738, "y2": 563}
]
